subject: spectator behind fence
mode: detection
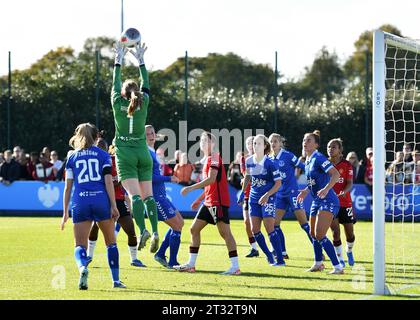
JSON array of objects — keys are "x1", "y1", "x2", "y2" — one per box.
[
  {"x1": 32, "y1": 152, "x2": 55, "y2": 182},
  {"x1": 227, "y1": 151, "x2": 243, "y2": 189},
  {"x1": 173, "y1": 152, "x2": 194, "y2": 186},
  {"x1": 415, "y1": 161, "x2": 420, "y2": 184},
  {"x1": 346, "y1": 151, "x2": 360, "y2": 183},
  {"x1": 26, "y1": 152, "x2": 39, "y2": 181},
  {"x1": 412, "y1": 149, "x2": 420, "y2": 163},
  {"x1": 355, "y1": 147, "x2": 371, "y2": 184},
  {"x1": 402, "y1": 149, "x2": 420, "y2": 184},
  {"x1": 156, "y1": 147, "x2": 173, "y2": 176},
  {"x1": 386, "y1": 151, "x2": 404, "y2": 184},
  {"x1": 190, "y1": 161, "x2": 203, "y2": 183},
  {"x1": 0, "y1": 150, "x2": 21, "y2": 186},
  {"x1": 0, "y1": 153, "x2": 4, "y2": 166},
  {"x1": 18, "y1": 153, "x2": 32, "y2": 180},
  {"x1": 42, "y1": 146, "x2": 51, "y2": 162},
  {"x1": 55, "y1": 150, "x2": 73, "y2": 181},
  {"x1": 12, "y1": 146, "x2": 23, "y2": 161},
  {"x1": 364, "y1": 147, "x2": 373, "y2": 194},
  {"x1": 403, "y1": 143, "x2": 413, "y2": 163},
  {"x1": 168, "y1": 149, "x2": 181, "y2": 170},
  {"x1": 50, "y1": 150, "x2": 63, "y2": 177}
]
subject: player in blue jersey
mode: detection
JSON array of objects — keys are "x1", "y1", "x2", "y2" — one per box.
[
  {"x1": 238, "y1": 134, "x2": 285, "y2": 266},
  {"x1": 241, "y1": 136, "x2": 260, "y2": 257},
  {"x1": 145, "y1": 125, "x2": 184, "y2": 268},
  {"x1": 268, "y1": 133, "x2": 313, "y2": 259},
  {"x1": 297, "y1": 132, "x2": 343, "y2": 274},
  {"x1": 60, "y1": 123, "x2": 126, "y2": 289},
  {"x1": 85, "y1": 138, "x2": 145, "y2": 268}
]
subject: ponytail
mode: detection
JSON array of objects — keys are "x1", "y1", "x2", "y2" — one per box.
[
  {"x1": 122, "y1": 79, "x2": 142, "y2": 117},
  {"x1": 127, "y1": 90, "x2": 142, "y2": 117}
]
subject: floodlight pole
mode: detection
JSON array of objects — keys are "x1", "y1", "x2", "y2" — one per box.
[
  {"x1": 274, "y1": 51, "x2": 279, "y2": 133},
  {"x1": 7, "y1": 51, "x2": 11, "y2": 149},
  {"x1": 184, "y1": 51, "x2": 189, "y2": 122},
  {"x1": 121, "y1": 0, "x2": 124, "y2": 32},
  {"x1": 95, "y1": 50, "x2": 100, "y2": 129},
  {"x1": 365, "y1": 48, "x2": 370, "y2": 147}
]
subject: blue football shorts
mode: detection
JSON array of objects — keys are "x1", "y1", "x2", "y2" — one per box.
[
  {"x1": 71, "y1": 193, "x2": 111, "y2": 223},
  {"x1": 309, "y1": 197, "x2": 340, "y2": 218},
  {"x1": 275, "y1": 190, "x2": 305, "y2": 212},
  {"x1": 155, "y1": 195, "x2": 177, "y2": 221},
  {"x1": 249, "y1": 196, "x2": 276, "y2": 219}
]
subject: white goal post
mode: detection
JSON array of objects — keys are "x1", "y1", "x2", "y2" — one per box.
[{"x1": 373, "y1": 30, "x2": 420, "y2": 295}]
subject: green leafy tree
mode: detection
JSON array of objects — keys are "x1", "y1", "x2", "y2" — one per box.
[
  {"x1": 161, "y1": 52, "x2": 276, "y2": 97},
  {"x1": 344, "y1": 24, "x2": 402, "y2": 81},
  {"x1": 281, "y1": 47, "x2": 345, "y2": 102}
]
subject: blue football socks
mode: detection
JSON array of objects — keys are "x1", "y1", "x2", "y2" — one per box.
[
  {"x1": 269, "y1": 231, "x2": 285, "y2": 264},
  {"x1": 319, "y1": 236, "x2": 340, "y2": 267},
  {"x1": 156, "y1": 228, "x2": 172, "y2": 257},
  {"x1": 254, "y1": 232, "x2": 274, "y2": 263},
  {"x1": 107, "y1": 243, "x2": 120, "y2": 282},
  {"x1": 169, "y1": 230, "x2": 182, "y2": 266},
  {"x1": 74, "y1": 246, "x2": 88, "y2": 269},
  {"x1": 274, "y1": 225, "x2": 286, "y2": 254}
]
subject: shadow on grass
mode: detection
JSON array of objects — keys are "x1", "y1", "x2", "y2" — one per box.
[
  {"x1": 385, "y1": 293, "x2": 420, "y2": 299},
  {"x1": 91, "y1": 287, "x2": 274, "y2": 300},
  {"x1": 216, "y1": 282, "x2": 370, "y2": 296},
  {"x1": 180, "y1": 269, "x2": 374, "y2": 284}
]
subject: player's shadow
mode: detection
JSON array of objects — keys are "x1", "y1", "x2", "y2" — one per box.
[
  {"x1": 93, "y1": 287, "x2": 275, "y2": 300},
  {"x1": 188, "y1": 269, "x2": 374, "y2": 284},
  {"x1": 388, "y1": 294, "x2": 420, "y2": 299},
  {"x1": 202, "y1": 281, "x2": 371, "y2": 296},
  {"x1": 356, "y1": 260, "x2": 420, "y2": 268}
]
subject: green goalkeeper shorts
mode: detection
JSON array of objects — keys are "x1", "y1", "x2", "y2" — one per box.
[{"x1": 115, "y1": 143, "x2": 152, "y2": 182}]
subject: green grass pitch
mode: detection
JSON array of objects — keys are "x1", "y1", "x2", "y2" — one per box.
[{"x1": 0, "y1": 217, "x2": 419, "y2": 300}]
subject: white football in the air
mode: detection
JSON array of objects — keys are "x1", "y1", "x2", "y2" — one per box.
[{"x1": 120, "y1": 27, "x2": 141, "y2": 47}]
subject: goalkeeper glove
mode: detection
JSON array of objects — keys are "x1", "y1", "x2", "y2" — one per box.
[
  {"x1": 114, "y1": 41, "x2": 127, "y2": 66},
  {"x1": 128, "y1": 42, "x2": 147, "y2": 66}
]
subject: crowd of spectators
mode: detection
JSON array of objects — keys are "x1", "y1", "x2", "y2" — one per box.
[
  {"x1": 0, "y1": 146, "x2": 64, "y2": 186},
  {"x1": 386, "y1": 143, "x2": 420, "y2": 185},
  {"x1": 2, "y1": 143, "x2": 419, "y2": 192},
  {"x1": 157, "y1": 149, "x2": 204, "y2": 186}
]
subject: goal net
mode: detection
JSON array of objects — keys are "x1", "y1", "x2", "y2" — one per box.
[{"x1": 373, "y1": 30, "x2": 420, "y2": 296}]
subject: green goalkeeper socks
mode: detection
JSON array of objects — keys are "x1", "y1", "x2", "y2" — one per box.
[
  {"x1": 144, "y1": 196, "x2": 159, "y2": 234},
  {"x1": 131, "y1": 195, "x2": 146, "y2": 234}
]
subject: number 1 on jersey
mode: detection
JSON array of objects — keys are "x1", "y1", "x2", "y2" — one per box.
[{"x1": 129, "y1": 116, "x2": 134, "y2": 134}]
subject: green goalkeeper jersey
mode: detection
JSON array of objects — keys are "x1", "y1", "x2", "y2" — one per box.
[{"x1": 111, "y1": 65, "x2": 150, "y2": 148}]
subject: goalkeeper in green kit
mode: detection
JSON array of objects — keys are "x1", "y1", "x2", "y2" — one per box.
[{"x1": 111, "y1": 39, "x2": 159, "y2": 253}]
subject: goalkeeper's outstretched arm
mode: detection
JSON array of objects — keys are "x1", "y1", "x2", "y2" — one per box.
[
  {"x1": 139, "y1": 64, "x2": 149, "y2": 93},
  {"x1": 129, "y1": 42, "x2": 149, "y2": 92},
  {"x1": 111, "y1": 65, "x2": 122, "y2": 104},
  {"x1": 111, "y1": 41, "x2": 126, "y2": 105}
]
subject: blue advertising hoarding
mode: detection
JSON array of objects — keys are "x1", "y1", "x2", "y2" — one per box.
[{"x1": 1, "y1": 181, "x2": 419, "y2": 220}]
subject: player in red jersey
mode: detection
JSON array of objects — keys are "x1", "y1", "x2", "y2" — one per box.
[
  {"x1": 241, "y1": 136, "x2": 260, "y2": 257},
  {"x1": 86, "y1": 139, "x2": 145, "y2": 267},
  {"x1": 173, "y1": 131, "x2": 240, "y2": 275},
  {"x1": 327, "y1": 138, "x2": 356, "y2": 267}
]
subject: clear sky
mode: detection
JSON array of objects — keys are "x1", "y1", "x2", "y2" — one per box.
[{"x1": 1, "y1": 0, "x2": 419, "y2": 80}]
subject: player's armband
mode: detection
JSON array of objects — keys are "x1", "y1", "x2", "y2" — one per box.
[{"x1": 103, "y1": 166, "x2": 112, "y2": 176}]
